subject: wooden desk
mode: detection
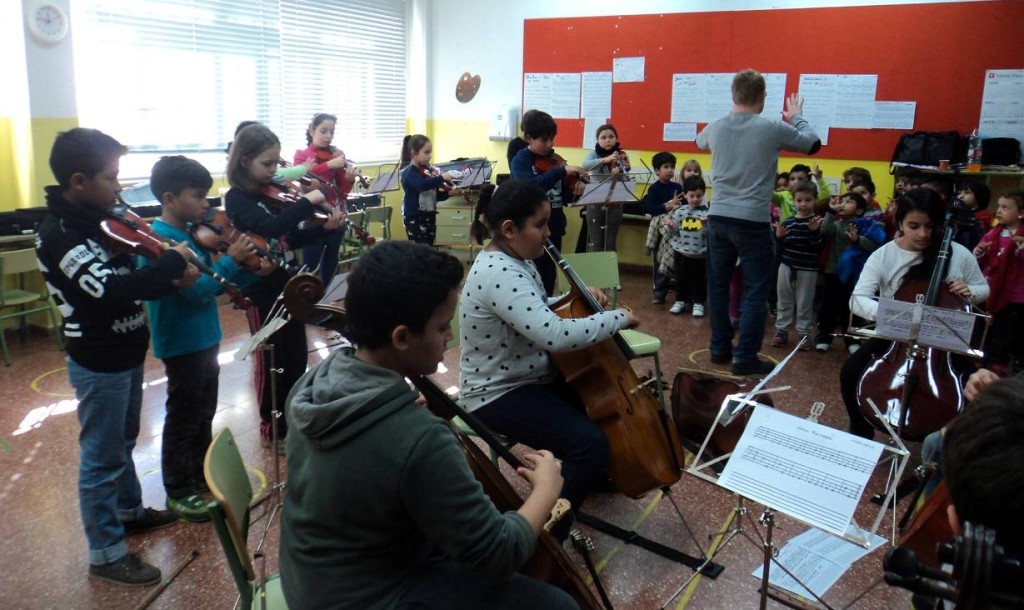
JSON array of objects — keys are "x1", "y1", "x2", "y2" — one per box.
[{"x1": 0, "y1": 233, "x2": 37, "y2": 249}]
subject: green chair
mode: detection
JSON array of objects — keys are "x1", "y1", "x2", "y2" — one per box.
[
  {"x1": 203, "y1": 428, "x2": 288, "y2": 610},
  {"x1": 0, "y1": 248, "x2": 64, "y2": 366},
  {"x1": 336, "y1": 210, "x2": 367, "y2": 270},
  {"x1": 561, "y1": 251, "x2": 668, "y2": 407},
  {"x1": 363, "y1": 204, "x2": 393, "y2": 242}
]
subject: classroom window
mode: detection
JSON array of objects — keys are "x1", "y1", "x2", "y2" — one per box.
[{"x1": 71, "y1": 0, "x2": 407, "y2": 181}]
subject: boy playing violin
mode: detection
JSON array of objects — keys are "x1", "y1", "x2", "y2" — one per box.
[
  {"x1": 35, "y1": 129, "x2": 199, "y2": 586},
  {"x1": 279, "y1": 241, "x2": 575, "y2": 610},
  {"x1": 509, "y1": 110, "x2": 586, "y2": 295},
  {"x1": 144, "y1": 156, "x2": 265, "y2": 522}
]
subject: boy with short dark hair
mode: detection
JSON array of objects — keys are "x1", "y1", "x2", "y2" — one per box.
[
  {"x1": 145, "y1": 155, "x2": 259, "y2": 522},
  {"x1": 848, "y1": 179, "x2": 884, "y2": 219},
  {"x1": 510, "y1": 110, "x2": 586, "y2": 295},
  {"x1": 665, "y1": 176, "x2": 710, "y2": 316},
  {"x1": 775, "y1": 163, "x2": 832, "y2": 220},
  {"x1": 842, "y1": 166, "x2": 872, "y2": 190},
  {"x1": 772, "y1": 180, "x2": 823, "y2": 349},
  {"x1": 36, "y1": 129, "x2": 198, "y2": 585},
  {"x1": 279, "y1": 241, "x2": 574, "y2": 610},
  {"x1": 643, "y1": 152, "x2": 683, "y2": 304}
]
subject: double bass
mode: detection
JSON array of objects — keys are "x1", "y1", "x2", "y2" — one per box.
[
  {"x1": 855, "y1": 220, "x2": 968, "y2": 441},
  {"x1": 545, "y1": 239, "x2": 686, "y2": 498}
]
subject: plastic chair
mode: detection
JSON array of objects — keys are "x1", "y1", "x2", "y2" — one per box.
[
  {"x1": 561, "y1": 251, "x2": 667, "y2": 407},
  {"x1": 336, "y1": 210, "x2": 367, "y2": 269},
  {"x1": 203, "y1": 428, "x2": 287, "y2": 610},
  {"x1": 0, "y1": 248, "x2": 64, "y2": 366},
  {"x1": 363, "y1": 205, "x2": 392, "y2": 242}
]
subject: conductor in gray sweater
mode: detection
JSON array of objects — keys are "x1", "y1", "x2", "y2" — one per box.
[{"x1": 695, "y1": 68, "x2": 821, "y2": 377}]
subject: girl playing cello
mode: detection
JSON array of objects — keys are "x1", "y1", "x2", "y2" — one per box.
[
  {"x1": 840, "y1": 188, "x2": 988, "y2": 439},
  {"x1": 461, "y1": 180, "x2": 638, "y2": 541}
]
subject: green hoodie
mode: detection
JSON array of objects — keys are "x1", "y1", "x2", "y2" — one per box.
[{"x1": 279, "y1": 347, "x2": 536, "y2": 610}]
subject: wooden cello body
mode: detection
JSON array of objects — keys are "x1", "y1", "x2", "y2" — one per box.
[
  {"x1": 412, "y1": 376, "x2": 604, "y2": 610},
  {"x1": 855, "y1": 224, "x2": 968, "y2": 442},
  {"x1": 899, "y1": 479, "x2": 953, "y2": 570},
  {"x1": 544, "y1": 240, "x2": 686, "y2": 498}
]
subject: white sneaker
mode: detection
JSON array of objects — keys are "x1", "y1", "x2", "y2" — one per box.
[
  {"x1": 692, "y1": 303, "x2": 705, "y2": 317},
  {"x1": 669, "y1": 301, "x2": 686, "y2": 315}
]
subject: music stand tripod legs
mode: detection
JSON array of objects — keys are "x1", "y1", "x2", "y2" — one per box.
[{"x1": 250, "y1": 343, "x2": 286, "y2": 555}]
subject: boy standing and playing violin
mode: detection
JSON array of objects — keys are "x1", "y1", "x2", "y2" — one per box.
[
  {"x1": 144, "y1": 156, "x2": 263, "y2": 522},
  {"x1": 510, "y1": 110, "x2": 586, "y2": 295},
  {"x1": 36, "y1": 128, "x2": 199, "y2": 586}
]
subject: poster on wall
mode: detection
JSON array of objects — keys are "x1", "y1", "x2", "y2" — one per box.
[
  {"x1": 671, "y1": 72, "x2": 785, "y2": 124},
  {"x1": 979, "y1": 69, "x2": 1024, "y2": 158},
  {"x1": 524, "y1": 73, "x2": 582, "y2": 119},
  {"x1": 581, "y1": 72, "x2": 612, "y2": 119},
  {"x1": 613, "y1": 57, "x2": 645, "y2": 83}
]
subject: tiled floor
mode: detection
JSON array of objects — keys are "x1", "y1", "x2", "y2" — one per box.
[{"x1": 0, "y1": 267, "x2": 914, "y2": 609}]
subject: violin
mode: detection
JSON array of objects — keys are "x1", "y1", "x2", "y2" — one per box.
[
  {"x1": 100, "y1": 205, "x2": 252, "y2": 309},
  {"x1": 534, "y1": 151, "x2": 589, "y2": 201},
  {"x1": 855, "y1": 223, "x2": 967, "y2": 442},
  {"x1": 313, "y1": 146, "x2": 370, "y2": 190},
  {"x1": 422, "y1": 164, "x2": 457, "y2": 193},
  {"x1": 258, "y1": 178, "x2": 375, "y2": 247},
  {"x1": 412, "y1": 375, "x2": 605, "y2": 610},
  {"x1": 190, "y1": 209, "x2": 273, "y2": 272},
  {"x1": 545, "y1": 239, "x2": 686, "y2": 498}
]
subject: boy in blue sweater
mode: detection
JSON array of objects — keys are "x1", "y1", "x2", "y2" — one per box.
[
  {"x1": 145, "y1": 156, "x2": 259, "y2": 521},
  {"x1": 771, "y1": 180, "x2": 823, "y2": 349},
  {"x1": 643, "y1": 152, "x2": 683, "y2": 304}
]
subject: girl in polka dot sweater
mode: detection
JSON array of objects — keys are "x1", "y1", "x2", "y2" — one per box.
[{"x1": 460, "y1": 179, "x2": 638, "y2": 539}]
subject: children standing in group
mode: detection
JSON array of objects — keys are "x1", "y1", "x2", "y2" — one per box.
[
  {"x1": 974, "y1": 190, "x2": 1024, "y2": 376},
  {"x1": 773, "y1": 164, "x2": 832, "y2": 221},
  {"x1": 771, "y1": 180, "x2": 823, "y2": 349},
  {"x1": 664, "y1": 176, "x2": 709, "y2": 316},
  {"x1": 225, "y1": 123, "x2": 345, "y2": 449},
  {"x1": 847, "y1": 179, "x2": 884, "y2": 220},
  {"x1": 581, "y1": 123, "x2": 631, "y2": 252},
  {"x1": 399, "y1": 134, "x2": 460, "y2": 245},
  {"x1": 643, "y1": 152, "x2": 683, "y2": 305},
  {"x1": 294, "y1": 112, "x2": 354, "y2": 286},
  {"x1": 144, "y1": 156, "x2": 263, "y2": 522},
  {"x1": 36, "y1": 129, "x2": 199, "y2": 585},
  {"x1": 815, "y1": 191, "x2": 885, "y2": 352},
  {"x1": 510, "y1": 110, "x2": 587, "y2": 295}
]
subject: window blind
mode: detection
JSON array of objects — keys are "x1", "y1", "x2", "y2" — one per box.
[{"x1": 72, "y1": 0, "x2": 406, "y2": 178}]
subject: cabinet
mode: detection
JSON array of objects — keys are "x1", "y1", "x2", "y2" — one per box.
[{"x1": 435, "y1": 195, "x2": 480, "y2": 259}]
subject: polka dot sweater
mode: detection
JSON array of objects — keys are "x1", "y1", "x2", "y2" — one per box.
[{"x1": 458, "y1": 250, "x2": 629, "y2": 412}]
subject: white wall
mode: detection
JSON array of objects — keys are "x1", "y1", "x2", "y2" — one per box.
[{"x1": 422, "y1": 0, "x2": 988, "y2": 123}]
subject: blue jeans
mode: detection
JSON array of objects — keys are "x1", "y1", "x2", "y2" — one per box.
[
  {"x1": 68, "y1": 358, "x2": 148, "y2": 565},
  {"x1": 706, "y1": 218, "x2": 775, "y2": 363}
]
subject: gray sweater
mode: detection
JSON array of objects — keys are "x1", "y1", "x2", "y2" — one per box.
[
  {"x1": 695, "y1": 112, "x2": 820, "y2": 224},
  {"x1": 280, "y1": 347, "x2": 535, "y2": 610},
  {"x1": 459, "y1": 250, "x2": 629, "y2": 411}
]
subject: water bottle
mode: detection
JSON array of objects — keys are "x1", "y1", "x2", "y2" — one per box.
[{"x1": 967, "y1": 128, "x2": 983, "y2": 172}]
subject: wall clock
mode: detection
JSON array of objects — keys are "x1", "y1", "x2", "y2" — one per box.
[{"x1": 27, "y1": 3, "x2": 69, "y2": 44}]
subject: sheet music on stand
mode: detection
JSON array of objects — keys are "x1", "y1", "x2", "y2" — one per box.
[
  {"x1": 457, "y1": 160, "x2": 496, "y2": 188},
  {"x1": 717, "y1": 406, "x2": 885, "y2": 542},
  {"x1": 872, "y1": 296, "x2": 983, "y2": 356},
  {"x1": 366, "y1": 162, "x2": 401, "y2": 194},
  {"x1": 574, "y1": 177, "x2": 638, "y2": 207}
]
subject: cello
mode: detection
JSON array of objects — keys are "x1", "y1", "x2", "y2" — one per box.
[
  {"x1": 854, "y1": 219, "x2": 968, "y2": 441},
  {"x1": 544, "y1": 239, "x2": 686, "y2": 498},
  {"x1": 412, "y1": 375, "x2": 605, "y2": 610}
]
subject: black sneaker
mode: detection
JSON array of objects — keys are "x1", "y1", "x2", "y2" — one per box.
[
  {"x1": 88, "y1": 552, "x2": 161, "y2": 586},
  {"x1": 731, "y1": 358, "x2": 776, "y2": 377},
  {"x1": 123, "y1": 507, "x2": 179, "y2": 536},
  {"x1": 710, "y1": 352, "x2": 732, "y2": 364}
]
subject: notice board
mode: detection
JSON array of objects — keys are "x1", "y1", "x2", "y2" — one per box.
[{"x1": 522, "y1": 1, "x2": 1023, "y2": 160}]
